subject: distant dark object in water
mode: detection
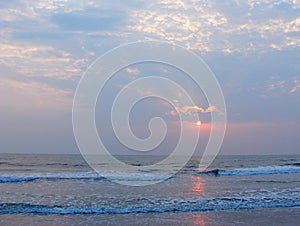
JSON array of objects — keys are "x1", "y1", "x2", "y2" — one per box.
[
  {"x1": 201, "y1": 169, "x2": 221, "y2": 176},
  {"x1": 131, "y1": 163, "x2": 142, "y2": 166},
  {"x1": 283, "y1": 163, "x2": 300, "y2": 167},
  {"x1": 210, "y1": 169, "x2": 220, "y2": 176}
]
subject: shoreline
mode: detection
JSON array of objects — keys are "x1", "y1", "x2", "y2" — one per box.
[{"x1": 0, "y1": 207, "x2": 299, "y2": 225}]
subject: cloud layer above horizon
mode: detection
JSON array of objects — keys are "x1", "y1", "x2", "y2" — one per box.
[{"x1": 0, "y1": 0, "x2": 300, "y2": 154}]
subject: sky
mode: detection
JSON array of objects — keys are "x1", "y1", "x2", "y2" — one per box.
[{"x1": 0, "y1": 0, "x2": 300, "y2": 155}]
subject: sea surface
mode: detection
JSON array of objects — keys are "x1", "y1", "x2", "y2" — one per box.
[{"x1": 0, "y1": 154, "x2": 299, "y2": 225}]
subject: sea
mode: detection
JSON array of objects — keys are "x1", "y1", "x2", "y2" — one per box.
[{"x1": 0, "y1": 154, "x2": 299, "y2": 225}]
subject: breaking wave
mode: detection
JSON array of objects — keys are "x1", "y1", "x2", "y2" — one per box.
[{"x1": 203, "y1": 164, "x2": 300, "y2": 176}]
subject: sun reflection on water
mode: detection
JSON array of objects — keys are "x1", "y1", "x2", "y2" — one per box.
[
  {"x1": 190, "y1": 175, "x2": 205, "y2": 194},
  {"x1": 193, "y1": 214, "x2": 206, "y2": 226},
  {"x1": 190, "y1": 175, "x2": 206, "y2": 225}
]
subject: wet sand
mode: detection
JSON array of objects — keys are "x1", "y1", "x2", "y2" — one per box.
[{"x1": 1, "y1": 207, "x2": 299, "y2": 225}]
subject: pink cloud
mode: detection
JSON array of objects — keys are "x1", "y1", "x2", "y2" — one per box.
[
  {"x1": 290, "y1": 79, "x2": 300, "y2": 93},
  {"x1": 168, "y1": 105, "x2": 218, "y2": 116}
]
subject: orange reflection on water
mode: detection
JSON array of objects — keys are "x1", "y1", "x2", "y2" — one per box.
[
  {"x1": 190, "y1": 176, "x2": 206, "y2": 225},
  {"x1": 190, "y1": 175, "x2": 205, "y2": 195},
  {"x1": 193, "y1": 214, "x2": 206, "y2": 226}
]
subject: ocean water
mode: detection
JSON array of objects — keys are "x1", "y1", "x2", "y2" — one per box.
[{"x1": 0, "y1": 154, "x2": 299, "y2": 225}]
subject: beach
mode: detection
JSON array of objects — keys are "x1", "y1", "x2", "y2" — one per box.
[{"x1": 0, "y1": 154, "x2": 299, "y2": 225}]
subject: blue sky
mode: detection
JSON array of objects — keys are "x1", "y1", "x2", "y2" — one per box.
[{"x1": 0, "y1": 0, "x2": 300, "y2": 155}]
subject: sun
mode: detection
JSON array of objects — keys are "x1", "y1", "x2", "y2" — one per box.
[{"x1": 196, "y1": 121, "x2": 202, "y2": 126}]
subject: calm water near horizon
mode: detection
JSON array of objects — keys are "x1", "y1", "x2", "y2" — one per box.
[{"x1": 0, "y1": 154, "x2": 299, "y2": 225}]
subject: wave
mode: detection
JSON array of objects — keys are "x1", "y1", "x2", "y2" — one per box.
[
  {"x1": 1, "y1": 163, "x2": 300, "y2": 183},
  {"x1": 0, "y1": 172, "x2": 103, "y2": 183},
  {"x1": 1, "y1": 195, "x2": 299, "y2": 215},
  {"x1": 0, "y1": 171, "x2": 171, "y2": 184},
  {"x1": 203, "y1": 165, "x2": 300, "y2": 176},
  {"x1": 0, "y1": 162, "x2": 87, "y2": 168}
]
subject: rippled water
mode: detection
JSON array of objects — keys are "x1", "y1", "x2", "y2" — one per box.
[{"x1": 0, "y1": 154, "x2": 299, "y2": 219}]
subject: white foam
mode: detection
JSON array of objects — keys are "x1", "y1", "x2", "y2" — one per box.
[{"x1": 219, "y1": 165, "x2": 300, "y2": 176}]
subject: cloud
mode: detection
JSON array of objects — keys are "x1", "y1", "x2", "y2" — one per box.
[
  {"x1": 125, "y1": 67, "x2": 140, "y2": 75},
  {"x1": 168, "y1": 105, "x2": 218, "y2": 116},
  {"x1": 264, "y1": 77, "x2": 300, "y2": 95},
  {"x1": 267, "y1": 80, "x2": 286, "y2": 92},
  {"x1": 126, "y1": 0, "x2": 300, "y2": 53},
  {"x1": 0, "y1": 78, "x2": 72, "y2": 112},
  {"x1": 1, "y1": 0, "x2": 299, "y2": 85},
  {"x1": 0, "y1": 2, "x2": 299, "y2": 108},
  {"x1": 290, "y1": 79, "x2": 300, "y2": 93},
  {"x1": 1, "y1": 0, "x2": 300, "y2": 55},
  {"x1": 0, "y1": 42, "x2": 86, "y2": 79}
]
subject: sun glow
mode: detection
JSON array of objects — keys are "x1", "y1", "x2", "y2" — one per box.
[{"x1": 196, "y1": 121, "x2": 202, "y2": 126}]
